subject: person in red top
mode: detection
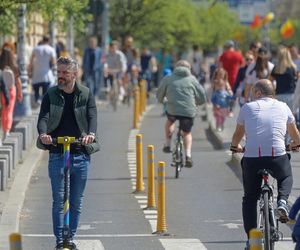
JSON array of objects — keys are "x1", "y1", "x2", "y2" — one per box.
[{"x1": 219, "y1": 40, "x2": 244, "y2": 116}]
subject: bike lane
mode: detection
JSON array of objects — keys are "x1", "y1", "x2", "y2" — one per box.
[{"x1": 19, "y1": 103, "x2": 164, "y2": 250}]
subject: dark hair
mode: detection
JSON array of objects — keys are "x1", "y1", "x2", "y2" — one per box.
[
  {"x1": 57, "y1": 56, "x2": 78, "y2": 71},
  {"x1": 251, "y1": 53, "x2": 269, "y2": 79},
  {"x1": 42, "y1": 36, "x2": 50, "y2": 43},
  {"x1": 0, "y1": 48, "x2": 18, "y2": 75}
]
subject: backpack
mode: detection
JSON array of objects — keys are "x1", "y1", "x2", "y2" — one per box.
[{"x1": 2, "y1": 67, "x2": 15, "y2": 89}]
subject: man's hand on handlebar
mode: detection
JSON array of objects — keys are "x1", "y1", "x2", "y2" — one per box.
[
  {"x1": 82, "y1": 134, "x2": 95, "y2": 145},
  {"x1": 230, "y1": 143, "x2": 245, "y2": 153},
  {"x1": 287, "y1": 142, "x2": 300, "y2": 152},
  {"x1": 40, "y1": 133, "x2": 53, "y2": 145}
]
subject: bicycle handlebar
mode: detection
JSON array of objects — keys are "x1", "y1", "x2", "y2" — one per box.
[{"x1": 230, "y1": 144, "x2": 300, "y2": 153}]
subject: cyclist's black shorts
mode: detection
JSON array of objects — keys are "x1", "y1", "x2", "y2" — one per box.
[{"x1": 166, "y1": 112, "x2": 194, "y2": 133}]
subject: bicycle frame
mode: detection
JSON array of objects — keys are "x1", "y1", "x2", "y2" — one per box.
[
  {"x1": 171, "y1": 126, "x2": 184, "y2": 178},
  {"x1": 257, "y1": 170, "x2": 281, "y2": 250}
]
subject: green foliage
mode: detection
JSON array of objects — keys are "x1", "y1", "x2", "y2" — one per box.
[
  {"x1": 109, "y1": 0, "x2": 242, "y2": 53},
  {"x1": 0, "y1": 7, "x2": 17, "y2": 36}
]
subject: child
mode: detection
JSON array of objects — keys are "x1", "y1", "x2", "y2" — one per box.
[
  {"x1": 289, "y1": 196, "x2": 300, "y2": 249},
  {"x1": 211, "y1": 67, "x2": 233, "y2": 131}
]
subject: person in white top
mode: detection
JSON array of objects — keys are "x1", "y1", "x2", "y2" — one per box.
[
  {"x1": 29, "y1": 36, "x2": 56, "y2": 105},
  {"x1": 230, "y1": 79, "x2": 300, "y2": 245}
]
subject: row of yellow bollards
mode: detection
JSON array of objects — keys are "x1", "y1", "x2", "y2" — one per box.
[
  {"x1": 135, "y1": 133, "x2": 168, "y2": 235},
  {"x1": 133, "y1": 80, "x2": 147, "y2": 129}
]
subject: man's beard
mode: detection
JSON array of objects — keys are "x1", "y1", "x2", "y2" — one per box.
[{"x1": 58, "y1": 78, "x2": 69, "y2": 89}]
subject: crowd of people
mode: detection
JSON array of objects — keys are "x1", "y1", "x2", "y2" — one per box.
[{"x1": 3, "y1": 33, "x2": 300, "y2": 249}]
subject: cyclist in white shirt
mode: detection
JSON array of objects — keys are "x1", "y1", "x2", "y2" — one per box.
[{"x1": 230, "y1": 79, "x2": 300, "y2": 246}]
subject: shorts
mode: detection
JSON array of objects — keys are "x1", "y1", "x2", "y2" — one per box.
[{"x1": 166, "y1": 113, "x2": 194, "y2": 133}]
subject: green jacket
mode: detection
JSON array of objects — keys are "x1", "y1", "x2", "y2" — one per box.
[
  {"x1": 36, "y1": 83, "x2": 100, "y2": 155},
  {"x1": 157, "y1": 66, "x2": 206, "y2": 117}
]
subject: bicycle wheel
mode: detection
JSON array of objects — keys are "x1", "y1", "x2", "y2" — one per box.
[
  {"x1": 263, "y1": 192, "x2": 271, "y2": 250},
  {"x1": 111, "y1": 78, "x2": 119, "y2": 111},
  {"x1": 175, "y1": 142, "x2": 181, "y2": 178}
]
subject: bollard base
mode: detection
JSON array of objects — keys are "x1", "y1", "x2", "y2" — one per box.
[
  {"x1": 132, "y1": 190, "x2": 145, "y2": 194},
  {"x1": 152, "y1": 231, "x2": 171, "y2": 236},
  {"x1": 143, "y1": 206, "x2": 156, "y2": 210}
]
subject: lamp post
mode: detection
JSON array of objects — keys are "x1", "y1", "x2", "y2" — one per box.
[{"x1": 15, "y1": 3, "x2": 32, "y2": 119}]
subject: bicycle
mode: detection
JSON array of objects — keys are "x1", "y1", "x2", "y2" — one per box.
[
  {"x1": 52, "y1": 136, "x2": 82, "y2": 250},
  {"x1": 230, "y1": 145, "x2": 298, "y2": 250},
  {"x1": 257, "y1": 169, "x2": 282, "y2": 250},
  {"x1": 171, "y1": 125, "x2": 184, "y2": 178}
]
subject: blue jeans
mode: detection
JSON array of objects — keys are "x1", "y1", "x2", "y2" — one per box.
[
  {"x1": 48, "y1": 152, "x2": 90, "y2": 243},
  {"x1": 86, "y1": 70, "x2": 101, "y2": 97}
]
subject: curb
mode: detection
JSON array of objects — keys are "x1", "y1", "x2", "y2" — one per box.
[{"x1": 205, "y1": 103, "x2": 243, "y2": 174}]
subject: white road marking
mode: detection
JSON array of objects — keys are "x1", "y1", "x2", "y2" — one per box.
[
  {"x1": 135, "y1": 195, "x2": 147, "y2": 199},
  {"x1": 22, "y1": 233, "x2": 155, "y2": 238},
  {"x1": 221, "y1": 223, "x2": 242, "y2": 229},
  {"x1": 78, "y1": 224, "x2": 94, "y2": 230},
  {"x1": 74, "y1": 240, "x2": 105, "y2": 250},
  {"x1": 159, "y1": 239, "x2": 207, "y2": 250},
  {"x1": 137, "y1": 200, "x2": 147, "y2": 204},
  {"x1": 148, "y1": 219, "x2": 157, "y2": 232},
  {"x1": 143, "y1": 210, "x2": 157, "y2": 214},
  {"x1": 145, "y1": 215, "x2": 157, "y2": 219}
]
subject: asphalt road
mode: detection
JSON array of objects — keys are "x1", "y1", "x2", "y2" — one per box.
[{"x1": 18, "y1": 100, "x2": 297, "y2": 250}]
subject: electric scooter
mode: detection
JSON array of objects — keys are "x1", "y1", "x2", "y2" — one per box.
[{"x1": 55, "y1": 136, "x2": 77, "y2": 250}]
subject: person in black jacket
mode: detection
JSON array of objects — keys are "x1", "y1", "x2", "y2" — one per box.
[{"x1": 37, "y1": 56, "x2": 99, "y2": 250}]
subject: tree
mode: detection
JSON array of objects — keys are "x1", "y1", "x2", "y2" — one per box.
[{"x1": 109, "y1": 0, "x2": 241, "y2": 53}]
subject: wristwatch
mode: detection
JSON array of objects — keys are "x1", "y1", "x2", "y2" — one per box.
[{"x1": 89, "y1": 132, "x2": 95, "y2": 137}]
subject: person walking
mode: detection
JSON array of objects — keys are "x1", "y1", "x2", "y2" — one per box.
[
  {"x1": 36, "y1": 56, "x2": 100, "y2": 250},
  {"x1": 29, "y1": 35, "x2": 56, "y2": 105},
  {"x1": 211, "y1": 67, "x2": 233, "y2": 131},
  {"x1": 0, "y1": 48, "x2": 23, "y2": 139},
  {"x1": 230, "y1": 79, "x2": 300, "y2": 249},
  {"x1": 82, "y1": 36, "x2": 102, "y2": 98},
  {"x1": 270, "y1": 46, "x2": 297, "y2": 110},
  {"x1": 219, "y1": 40, "x2": 244, "y2": 117},
  {"x1": 157, "y1": 60, "x2": 206, "y2": 167}
]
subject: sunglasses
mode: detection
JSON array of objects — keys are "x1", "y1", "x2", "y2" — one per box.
[{"x1": 246, "y1": 58, "x2": 254, "y2": 62}]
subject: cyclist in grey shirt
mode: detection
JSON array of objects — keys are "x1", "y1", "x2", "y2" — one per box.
[{"x1": 231, "y1": 79, "x2": 300, "y2": 248}]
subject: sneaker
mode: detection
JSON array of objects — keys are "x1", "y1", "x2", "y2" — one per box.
[
  {"x1": 55, "y1": 242, "x2": 64, "y2": 250},
  {"x1": 67, "y1": 241, "x2": 78, "y2": 250},
  {"x1": 163, "y1": 145, "x2": 171, "y2": 153},
  {"x1": 185, "y1": 156, "x2": 193, "y2": 168},
  {"x1": 277, "y1": 199, "x2": 289, "y2": 222}
]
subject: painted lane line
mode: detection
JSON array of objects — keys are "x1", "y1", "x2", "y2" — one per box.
[
  {"x1": 145, "y1": 215, "x2": 157, "y2": 219},
  {"x1": 143, "y1": 210, "x2": 157, "y2": 214},
  {"x1": 74, "y1": 240, "x2": 105, "y2": 250},
  {"x1": 135, "y1": 195, "x2": 147, "y2": 199},
  {"x1": 23, "y1": 233, "x2": 155, "y2": 238},
  {"x1": 148, "y1": 219, "x2": 157, "y2": 232},
  {"x1": 137, "y1": 200, "x2": 147, "y2": 204},
  {"x1": 159, "y1": 239, "x2": 207, "y2": 250}
]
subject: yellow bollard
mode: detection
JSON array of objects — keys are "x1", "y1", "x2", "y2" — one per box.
[
  {"x1": 155, "y1": 161, "x2": 168, "y2": 235},
  {"x1": 133, "y1": 86, "x2": 140, "y2": 129},
  {"x1": 9, "y1": 233, "x2": 22, "y2": 250},
  {"x1": 135, "y1": 134, "x2": 145, "y2": 192},
  {"x1": 249, "y1": 228, "x2": 263, "y2": 250},
  {"x1": 139, "y1": 81, "x2": 144, "y2": 115},
  {"x1": 145, "y1": 145, "x2": 156, "y2": 209},
  {"x1": 140, "y1": 80, "x2": 147, "y2": 113}
]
